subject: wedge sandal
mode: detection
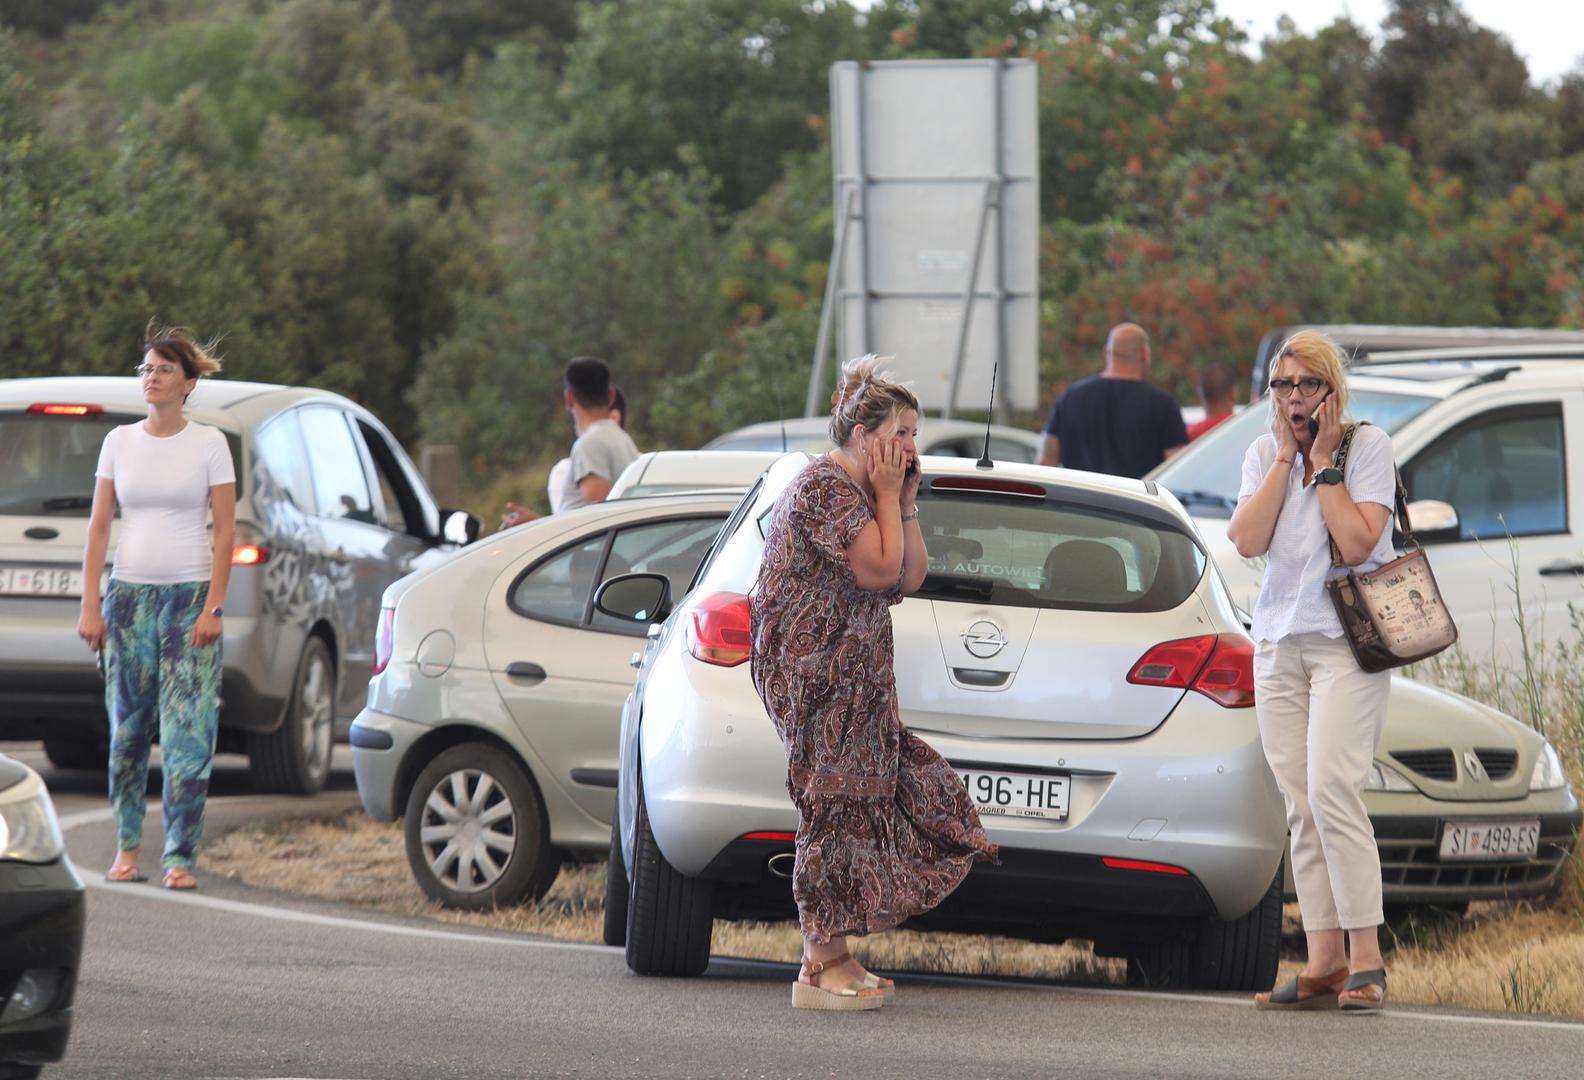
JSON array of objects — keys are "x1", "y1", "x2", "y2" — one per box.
[
  {"x1": 1340, "y1": 968, "x2": 1387, "y2": 1014},
  {"x1": 1254, "y1": 966, "x2": 1348, "y2": 1011},
  {"x1": 791, "y1": 952, "x2": 884, "y2": 1011}
]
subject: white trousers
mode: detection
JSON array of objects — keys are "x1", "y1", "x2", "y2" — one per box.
[{"x1": 1254, "y1": 632, "x2": 1391, "y2": 932}]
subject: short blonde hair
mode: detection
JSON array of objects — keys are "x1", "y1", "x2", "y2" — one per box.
[
  {"x1": 1269, "y1": 329, "x2": 1350, "y2": 419},
  {"x1": 828, "y1": 354, "x2": 920, "y2": 447}
]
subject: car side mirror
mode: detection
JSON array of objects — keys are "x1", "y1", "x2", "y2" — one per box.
[
  {"x1": 1404, "y1": 499, "x2": 1459, "y2": 544},
  {"x1": 594, "y1": 573, "x2": 672, "y2": 624},
  {"x1": 440, "y1": 509, "x2": 481, "y2": 546}
]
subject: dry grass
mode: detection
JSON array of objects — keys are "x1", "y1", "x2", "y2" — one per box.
[
  {"x1": 205, "y1": 809, "x2": 1584, "y2": 1015},
  {"x1": 203, "y1": 811, "x2": 1122, "y2": 983}
]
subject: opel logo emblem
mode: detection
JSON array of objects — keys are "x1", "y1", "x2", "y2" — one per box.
[
  {"x1": 1462, "y1": 751, "x2": 1484, "y2": 781},
  {"x1": 961, "y1": 619, "x2": 1008, "y2": 659}
]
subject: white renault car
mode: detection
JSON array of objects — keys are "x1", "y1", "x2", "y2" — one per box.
[{"x1": 602, "y1": 453, "x2": 1292, "y2": 990}]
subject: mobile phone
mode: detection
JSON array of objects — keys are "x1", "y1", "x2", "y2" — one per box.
[{"x1": 1307, "y1": 390, "x2": 1334, "y2": 438}]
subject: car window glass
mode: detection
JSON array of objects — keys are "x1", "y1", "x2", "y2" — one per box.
[
  {"x1": 1150, "y1": 389, "x2": 1436, "y2": 513},
  {"x1": 989, "y1": 435, "x2": 1036, "y2": 463},
  {"x1": 356, "y1": 422, "x2": 413, "y2": 534},
  {"x1": 298, "y1": 407, "x2": 375, "y2": 523},
  {"x1": 253, "y1": 411, "x2": 315, "y2": 513},
  {"x1": 510, "y1": 534, "x2": 607, "y2": 625},
  {"x1": 0, "y1": 412, "x2": 125, "y2": 517},
  {"x1": 590, "y1": 517, "x2": 727, "y2": 632},
  {"x1": 1403, "y1": 407, "x2": 1566, "y2": 540},
  {"x1": 916, "y1": 492, "x2": 1205, "y2": 612}
]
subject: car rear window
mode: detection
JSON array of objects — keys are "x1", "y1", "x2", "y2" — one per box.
[
  {"x1": 0, "y1": 412, "x2": 245, "y2": 518},
  {"x1": 916, "y1": 491, "x2": 1206, "y2": 612},
  {"x1": 0, "y1": 412, "x2": 127, "y2": 516}
]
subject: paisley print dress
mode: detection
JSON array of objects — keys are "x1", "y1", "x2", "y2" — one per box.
[{"x1": 750, "y1": 457, "x2": 997, "y2": 942}]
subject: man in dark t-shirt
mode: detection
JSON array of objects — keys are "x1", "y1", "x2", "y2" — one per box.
[{"x1": 1037, "y1": 323, "x2": 1188, "y2": 478}]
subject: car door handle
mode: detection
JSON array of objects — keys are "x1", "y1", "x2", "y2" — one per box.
[
  {"x1": 505, "y1": 661, "x2": 547, "y2": 681},
  {"x1": 1539, "y1": 561, "x2": 1584, "y2": 577}
]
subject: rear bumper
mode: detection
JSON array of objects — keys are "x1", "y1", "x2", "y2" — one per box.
[
  {"x1": 0, "y1": 856, "x2": 85, "y2": 1066},
  {"x1": 350, "y1": 709, "x2": 428, "y2": 821}
]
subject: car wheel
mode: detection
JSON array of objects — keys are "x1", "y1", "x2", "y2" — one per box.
[
  {"x1": 625, "y1": 765, "x2": 713, "y2": 976},
  {"x1": 403, "y1": 742, "x2": 557, "y2": 910},
  {"x1": 1127, "y1": 861, "x2": 1283, "y2": 991},
  {"x1": 248, "y1": 635, "x2": 335, "y2": 795},
  {"x1": 602, "y1": 816, "x2": 628, "y2": 947},
  {"x1": 43, "y1": 738, "x2": 107, "y2": 771}
]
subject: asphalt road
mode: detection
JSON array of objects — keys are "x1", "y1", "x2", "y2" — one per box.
[{"x1": 10, "y1": 739, "x2": 1584, "y2": 1080}]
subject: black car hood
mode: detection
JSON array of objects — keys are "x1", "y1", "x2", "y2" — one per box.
[{"x1": 0, "y1": 754, "x2": 30, "y2": 793}]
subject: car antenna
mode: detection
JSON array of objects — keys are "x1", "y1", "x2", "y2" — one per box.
[{"x1": 975, "y1": 359, "x2": 997, "y2": 470}]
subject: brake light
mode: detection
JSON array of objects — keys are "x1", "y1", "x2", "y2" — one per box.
[
  {"x1": 28, "y1": 403, "x2": 104, "y2": 416},
  {"x1": 373, "y1": 607, "x2": 395, "y2": 675},
  {"x1": 1102, "y1": 857, "x2": 1191, "y2": 876},
  {"x1": 1127, "y1": 633, "x2": 1255, "y2": 709},
  {"x1": 742, "y1": 831, "x2": 796, "y2": 842},
  {"x1": 231, "y1": 543, "x2": 268, "y2": 566},
  {"x1": 929, "y1": 476, "x2": 1046, "y2": 497},
  {"x1": 686, "y1": 591, "x2": 752, "y2": 667}
]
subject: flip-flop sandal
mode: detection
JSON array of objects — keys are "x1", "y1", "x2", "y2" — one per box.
[
  {"x1": 1340, "y1": 968, "x2": 1388, "y2": 1014},
  {"x1": 162, "y1": 867, "x2": 198, "y2": 891},
  {"x1": 104, "y1": 866, "x2": 148, "y2": 884},
  {"x1": 1255, "y1": 966, "x2": 1348, "y2": 1011}
]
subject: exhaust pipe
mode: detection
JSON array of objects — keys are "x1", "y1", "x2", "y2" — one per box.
[{"x1": 767, "y1": 852, "x2": 796, "y2": 879}]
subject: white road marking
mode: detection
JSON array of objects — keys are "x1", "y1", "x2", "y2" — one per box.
[{"x1": 61, "y1": 800, "x2": 1584, "y2": 1034}]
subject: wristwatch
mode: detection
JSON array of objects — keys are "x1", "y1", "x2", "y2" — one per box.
[
  {"x1": 209, "y1": 606, "x2": 224, "y2": 618},
  {"x1": 1314, "y1": 466, "x2": 1344, "y2": 486}
]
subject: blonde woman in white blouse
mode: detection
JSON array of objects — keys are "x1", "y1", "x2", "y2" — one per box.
[{"x1": 1228, "y1": 330, "x2": 1397, "y2": 1013}]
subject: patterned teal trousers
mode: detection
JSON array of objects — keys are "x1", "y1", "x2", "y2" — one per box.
[{"x1": 103, "y1": 579, "x2": 221, "y2": 870}]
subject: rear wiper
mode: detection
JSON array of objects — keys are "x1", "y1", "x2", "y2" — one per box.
[
  {"x1": 1170, "y1": 489, "x2": 1236, "y2": 513},
  {"x1": 43, "y1": 495, "x2": 94, "y2": 511},
  {"x1": 920, "y1": 575, "x2": 994, "y2": 601}
]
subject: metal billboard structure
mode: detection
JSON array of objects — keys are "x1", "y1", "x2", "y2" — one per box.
[{"x1": 809, "y1": 59, "x2": 1039, "y2": 419}]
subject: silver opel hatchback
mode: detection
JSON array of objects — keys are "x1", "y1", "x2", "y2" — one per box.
[
  {"x1": 601, "y1": 453, "x2": 1291, "y2": 990},
  {"x1": 0, "y1": 376, "x2": 477, "y2": 793}
]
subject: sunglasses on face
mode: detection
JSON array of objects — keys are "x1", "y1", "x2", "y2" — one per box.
[
  {"x1": 1267, "y1": 376, "x2": 1326, "y2": 397},
  {"x1": 134, "y1": 363, "x2": 184, "y2": 379}
]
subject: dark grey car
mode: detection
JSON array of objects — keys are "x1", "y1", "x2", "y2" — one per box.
[{"x1": 0, "y1": 376, "x2": 478, "y2": 793}]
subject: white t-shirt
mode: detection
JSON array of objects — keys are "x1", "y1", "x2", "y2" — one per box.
[
  {"x1": 1237, "y1": 424, "x2": 1398, "y2": 643},
  {"x1": 557, "y1": 420, "x2": 639, "y2": 511},
  {"x1": 95, "y1": 421, "x2": 236, "y2": 585},
  {"x1": 546, "y1": 458, "x2": 572, "y2": 514}
]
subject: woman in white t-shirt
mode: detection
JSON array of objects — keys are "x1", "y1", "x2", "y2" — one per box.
[
  {"x1": 77, "y1": 324, "x2": 236, "y2": 892},
  {"x1": 1228, "y1": 330, "x2": 1397, "y2": 1014}
]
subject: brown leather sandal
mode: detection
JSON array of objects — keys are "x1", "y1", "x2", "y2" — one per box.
[
  {"x1": 791, "y1": 951, "x2": 884, "y2": 1011},
  {"x1": 1254, "y1": 966, "x2": 1349, "y2": 1011}
]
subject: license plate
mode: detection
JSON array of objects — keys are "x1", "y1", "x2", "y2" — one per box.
[
  {"x1": 1439, "y1": 819, "x2": 1540, "y2": 861},
  {"x1": 957, "y1": 767, "x2": 1069, "y2": 822},
  {"x1": 0, "y1": 565, "x2": 84, "y2": 598}
]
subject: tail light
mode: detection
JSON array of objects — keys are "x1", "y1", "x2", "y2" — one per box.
[
  {"x1": 373, "y1": 607, "x2": 395, "y2": 675},
  {"x1": 1127, "y1": 633, "x2": 1255, "y2": 709},
  {"x1": 28, "y1": 403, "x2": 104, "y2": 416},
  {"x1": 685, "y1": 592, "x2": 751, "y2": 667},
  {"x1": 231, "y1": 543, "x2": 268, "y2": 566}
]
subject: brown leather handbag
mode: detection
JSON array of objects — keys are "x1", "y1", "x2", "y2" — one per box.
[{"x1": 1324, "y1": 425, "x2": 1458, "y2": 673}]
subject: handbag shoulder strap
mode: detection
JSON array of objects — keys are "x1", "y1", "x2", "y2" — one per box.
[{"x1": 1327, "y1": 422, "x2": 1414, "y2": 567}]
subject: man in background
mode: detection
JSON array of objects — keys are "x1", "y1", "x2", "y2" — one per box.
[
  {"x1": 499, "y1": 362, "x2": 637, "y2": 529},
  {"x1": 1037, "y1": 323, "x2": 1187, "y2": 478},
  {"x1": 1187, "y1": 362, "x2": 1238, "y2": 440}
]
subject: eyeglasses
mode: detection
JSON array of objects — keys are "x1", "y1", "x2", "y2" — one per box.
[
  {"x1": 134, "y1": 363, "x2": 184, "y2": 379},
  {"x1": 1267, "y1": 377, "x2": 1326, "y2": 397}
]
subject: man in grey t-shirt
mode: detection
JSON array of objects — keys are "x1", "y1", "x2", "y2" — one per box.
[{"x1": 555, "y1": 356, "x2": 639, "y2": 511}]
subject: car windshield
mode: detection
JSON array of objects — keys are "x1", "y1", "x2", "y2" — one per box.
[
  {"x1": 914, "y1": 490, "x2": 1206, "y2": 612},
  {"x1": 1151, "y1": 389, "x2": 1435, "y2": 516},
  {"x1": 709, "y1": 432, "x2": 829, "y2": 453},
  {"x1": 0, "y1": 412, "x2": 126, "y2": 516}
]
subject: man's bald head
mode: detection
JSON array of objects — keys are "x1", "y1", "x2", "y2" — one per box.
[{"x1": 1105, "y1": 323, "x2": 1150, "y2": 373}]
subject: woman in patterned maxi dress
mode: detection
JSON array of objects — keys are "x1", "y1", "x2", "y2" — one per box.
[{"x1": 751, "y1": 356, "x2": 996, "y2": 1010}]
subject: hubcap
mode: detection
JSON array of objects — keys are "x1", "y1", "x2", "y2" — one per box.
[
  {"x1": 298, "y1": 650, "x2": 334, "y2": 779},
  {"x1": 419, "y1": 768, "x2": 517, "y2": 893}
]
